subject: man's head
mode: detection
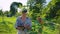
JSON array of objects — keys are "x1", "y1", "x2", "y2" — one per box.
[
  {"x1": 22, "y1": 9, "x2": 27, "y2": 13},
  {"x1": 22, "y1": 9, "x2": 27, "y2": 17}
]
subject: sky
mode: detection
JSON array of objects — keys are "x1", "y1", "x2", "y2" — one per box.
[
  {"x1": 0, "y1": 0, "x2": 50, "y2": 11},
  {"x1": 46, "y1": 0, "x2": 51, "y2": 5},
  {"x1": 0, "y1": 0, "x2": 27, "y2": 11}
]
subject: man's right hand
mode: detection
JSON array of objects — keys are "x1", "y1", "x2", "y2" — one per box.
[
  {"x1": 24, "y1": 24, "x2": 31, "y2": 30},
  {"x1": 16, "y1": 27, "x2": 21, "y2": 30},
  {"x1": 16, "y1": 26, "x2": 24, "y2": 30}
]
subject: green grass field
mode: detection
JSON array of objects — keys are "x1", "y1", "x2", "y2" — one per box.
[{"x1": 0, "y1": 16, "x2": 59, "y2": 34}]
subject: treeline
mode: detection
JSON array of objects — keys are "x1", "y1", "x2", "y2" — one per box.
[
  {"x1": 0, "y1": 2, "x2": 22, "y2": 17},
  {"x1": 0, "y1": 9, "x2": 20, "y2": 17},
  {"x1": 0, "y1": 0, "x2": 60, "y2": 24},
  {"x1": 27, "y1": 0, "x2": 60, "y2": 24}
]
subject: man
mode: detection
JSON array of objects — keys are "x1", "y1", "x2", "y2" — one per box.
[
  {"x1": 15, "y1": 9, "x2": 32, "y2": 34},
  {"x1": 37, "y1": 16, "x2": 44, "y2": 34},
  {"x1": 37, "y1": 16, "x2": 43, "y2": 25}
]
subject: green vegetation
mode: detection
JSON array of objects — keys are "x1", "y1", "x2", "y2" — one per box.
[
  {"x1": 0, "y1": 16, "x2": 59, "y2": 34},
  {"x1": 0, "y1": 0, "x2": 60, "y2": 34}
]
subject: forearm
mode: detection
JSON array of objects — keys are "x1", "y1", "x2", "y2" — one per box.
[
  {"x1": 25, "y1": 26, "x2": 31, "y2": 30},
  {"x1": 27, "y1": 27, "x2": 31, "y2": 30},
  {"x1": 16, "y1": 26, "x2": 25, "y2": 30}
]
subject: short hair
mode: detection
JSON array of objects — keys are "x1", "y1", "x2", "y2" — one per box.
[{"x1": 22, "y1": 9, "x2": 27, "y2": 13}]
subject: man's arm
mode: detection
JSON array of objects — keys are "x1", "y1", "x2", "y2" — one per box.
[
  {"x1": 24, "y1": 18, "x2": 32, "y2": 30},
  {"x1": 24, "y1": 24, "x2": 31, "y2": 30},
  {"x1": 15, "y1": 17, "x2": 24, "y2": 30}
]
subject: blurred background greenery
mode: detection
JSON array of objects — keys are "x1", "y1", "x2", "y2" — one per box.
[{"x1": 0, "y1": 0, "x2": 60, "y2": 34}]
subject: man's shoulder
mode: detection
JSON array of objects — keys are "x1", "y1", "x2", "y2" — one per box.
[
  {"x1": 26, "y1": 17, "x2": 31, "y2": 21},
  {"x1": 17, "y1": 16, "x2": 31, "y2": 20},
  {"x1": 17, "y1": 16, "x2": 21, "y2": 19},
  {"x1": 26, "y1": 17, "x2": 31, "y2": 19}
]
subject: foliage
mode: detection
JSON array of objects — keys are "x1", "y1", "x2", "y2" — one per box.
[
  {"x1": 0, "y1": 0, "x2": 60, "y2": 34},
  {"x1": 0, "y1": 17, "x2": 59, "y2": 34},
  {"x1": 10, "y1": 2, "x2": 22, "y2": 16},
  {"x1": 27, "y1": 0, "x2": 46, "y2": 20},
  {"x1": 0, "y1": 10, "x2": 3, "y2": 16}
]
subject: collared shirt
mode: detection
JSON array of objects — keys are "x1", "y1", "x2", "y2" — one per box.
[{"x1": 15, "y1": 16, "x2": 32, "y2": 32}]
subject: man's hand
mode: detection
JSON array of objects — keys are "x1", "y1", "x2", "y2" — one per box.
[
  {"x1": 16, "y1": 26, "x2": 24, "y2": 30},
  {"x1": 24, "y1": 24, "x2": 31, "y2": 30},
  {"x1": 16, "y1": 27, "x2": 21, "y2": 30}
]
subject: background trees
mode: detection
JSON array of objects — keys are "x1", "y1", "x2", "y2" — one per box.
[
  {"x1": 27, "y1": 0, "x2": 46, "y2": 20},
  {"x1": 0, "y1": 0, "x2": 60, "y2": 34},
  {"x1": 10, "y1": 2, "x2": 22, "y2": 16}
]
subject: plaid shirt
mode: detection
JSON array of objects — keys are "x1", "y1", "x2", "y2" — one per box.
[{"x1": 15, "y1": 16, "x2": 32, "y2": 32}]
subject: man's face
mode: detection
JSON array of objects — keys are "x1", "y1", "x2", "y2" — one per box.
[{"x1": 22, "y1": 13, "x2": 27, "y2": 16}]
